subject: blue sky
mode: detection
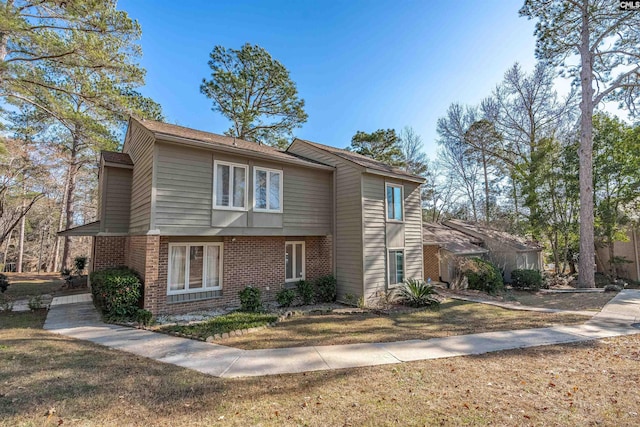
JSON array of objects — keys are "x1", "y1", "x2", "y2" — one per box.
[{"x1": 120, "y1": 1, "x2": 539, "y2": 158}]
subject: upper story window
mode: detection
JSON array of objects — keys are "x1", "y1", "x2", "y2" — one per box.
[
  {"x1": 254, "y1": 167, "x2": 283, "y2": 212},
  {"x1": 386, "y1": 183, "x2": 404, "y2": 221},
  {"x1": 214, "y1": 160, "x2": 248, "y2": 210}
]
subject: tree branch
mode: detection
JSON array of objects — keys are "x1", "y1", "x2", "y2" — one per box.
[{"x1": 594, "y1": 65, "x2": 640, "y2": 104}]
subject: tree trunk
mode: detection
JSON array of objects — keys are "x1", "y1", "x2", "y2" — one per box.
[
  {"x1": 61, "y1": 146, "x2": 80, "y2": 270},
  {"x1": 16, "y1": 203, "x2": 25, "y2": 273},
  {"x1": 51, "y1": 165, "x2": 72, "y2": 272},
  {"x1": 0, "y1": 1, "x2": 12, "y2": 62},
  {"x1": 2, "y1": 229, "x2": 12, "y2": 270},
  {"x1": 511, "y1": 171, "x2": 519, "y2": 229},
  {"x1": 553, "y1": 231, "x2": 560, "y2": 275},
  {"x1": 482, "y1": 151, "x2": 490, "y2": 223},
  {"x1": 608, "y1": 240, "x2": 616, "y2": 278},
  {"x1": 577, "y1": 2, "x2": 596, "y2": 288}
]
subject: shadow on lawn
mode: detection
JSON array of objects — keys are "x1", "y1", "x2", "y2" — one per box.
[{"x1": 0, "y1": 330, "x2": 353, "y2": 421}]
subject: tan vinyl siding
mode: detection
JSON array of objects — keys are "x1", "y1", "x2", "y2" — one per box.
[
  {"x1": 404, "y1": 182, "x2": 423, "y2": 280},
  {"x1": 154, "y1": 142, "x2": 333, "y2": 235},
  {"x1": 102, "y1": 167, "x2": 132, "y2": 233},
  {"x1": 288, "y1": 141, "x2": 363, "y2": 299},
  {"x1": 124, "y1": 122, "x2": 155, "y2": 233},
  {"x1": 97, "y1": 165, "x2": 104, "y2": 221},
  {"x1": 283, "y1": 167, "x2": 332, "y2": 234},
  {"x1": 155, "y1": 142, "x2": 213, "y2": 228},
  {"x1": 362, "y1": 174, "x2": 386, "y2": 300}
]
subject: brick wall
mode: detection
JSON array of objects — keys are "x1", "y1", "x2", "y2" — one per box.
[
  {"x1": 150, "y1": 235, "x2": 333, "y2": 315},
  {"x1": 93, "y1": 236, "x2": 126, "y2": 271},
  {"x1": 305, "y1": 235, "x2": 333, "y2": 280},
  {"x1": 423, "y1": 244, "x2": 440, "y2": 282},
  {"x1": 125, "y1": 236, "x2": 148, "y2": 281},
  {"x1": 143, "y1": 236, "x2": 160, "y2": 314}
]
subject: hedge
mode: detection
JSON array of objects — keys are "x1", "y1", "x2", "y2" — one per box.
[{"x1": 90, "y1": 268, "x2": 142, "y2": 319}]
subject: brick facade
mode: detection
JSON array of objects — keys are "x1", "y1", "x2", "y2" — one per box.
[
  {"x1": 93, "y1": 236, "x2": 126, "y2": 271},
  {"x1": 423, "y1": 244, "x2": 441, "y2": 282},
  {"x1": 94, "y1": 234, "x2": 333, "y2": 315}
]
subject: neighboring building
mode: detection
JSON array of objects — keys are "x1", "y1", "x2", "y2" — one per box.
[
  {"x1": 422, "y1": 222, "x2": 488, "y2": 283},
  {"x1": 423, "y1": 220, "x2": 543, "y2": 283},
  {"x1": 596, "y1": 226, "x2": 640, "y2": 281},
  {"x1": 60, "y1": 118, "x2": 424, "y2": 314}
]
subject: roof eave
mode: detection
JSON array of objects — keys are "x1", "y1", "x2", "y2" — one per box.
[
  {"x1": 290, "y1": 139, "x2": 366, "y2": 171},
  {"x1": 57, "y1": 221, "x2": 101, "y2": 236},
  {"x1": 364, "y1": 168, "x2": 425, "y2": 184},
  {"x1": 103, "y1": 161, "x2": 133, "y2": 170},
  {"x1": 156, "y1": 133, "x2": 335, "y2": 171}
]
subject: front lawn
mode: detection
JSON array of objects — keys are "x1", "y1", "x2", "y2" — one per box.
[
  {"x1": 2, "y1": 274, "x2": 64, "y2": 299},
  {"x1": 220, "y1": 299, "x2": 590, "y2": 350},
  {"x1": 1, "y1": 311, "x2": 639, "y2": 426},
  {"x1": 508, "y1": 290, "x2": 616, "y2": 311},
  {"x1": 0, "y1": 310, "x2": 47, "y2": 329},
  {"x1": 158, "y1": 312, "x2": 279, "y2": 339}
]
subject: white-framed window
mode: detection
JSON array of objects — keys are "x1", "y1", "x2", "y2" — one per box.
[
  {"x1": 285, "y1": 241, "x2": 305, "y2": 282},
  {"x1": 254, "y1": 166, "x2": 283, "y2": 212},
  {"x1": 388, "y1": 249, "x2": 404, "y2": 286},
  {"x1": 386, "y1": 183, "x2": 404, "y2": 221},
  {"x1": 167, "y1": 243, "x2": 223, "y2": 295},
  {"x1": 213, "y1": 160, "x2": 248, "y2": 210}
]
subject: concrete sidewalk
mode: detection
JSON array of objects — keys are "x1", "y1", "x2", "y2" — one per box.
[{"x1": 43, "y1": 290, "x2": 640, "y2": 378}]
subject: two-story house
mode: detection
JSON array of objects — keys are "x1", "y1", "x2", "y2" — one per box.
[{"x1": 60, "y1": 118, "x2": 424, "y2": 315}]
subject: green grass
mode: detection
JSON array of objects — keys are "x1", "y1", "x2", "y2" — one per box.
[
  {"x1": 158, "y1": 311, "x2": 278, "y2": 338},
  {"x1": 2, "y1": 280, "x2": 63, "y2": 299},
  {"x1": 0, "y1": 310, "x2": 47, "y2": 329}
]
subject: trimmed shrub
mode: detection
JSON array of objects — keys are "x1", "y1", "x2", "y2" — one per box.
[
  {"x1": 90, "y1": 268, "x2": 142, "y2": 318},
  {"x1": 296, "y1": 280, "x2": 314, "y2": 305},
  {"x1": 276, "y1": 288, "x2": 296, "y2": 307},
  {"x1": 314, "y1": 275, "x2": 337, "y2": 303},
  {"x1": 239, "y1": 286, "x2": 262, "y2": 312},
  {"x1": 463, "y1": 258, "x2": 504, "y2": 294},
  {"x1": 136, "y1": 308, "x2": 153, "y2": 326},
  {"x1": 0, "y1": 273, "x2": 8, "y2": 293},
  {"x1": 511, "y1": 269, "x2": 543, "y2": 290},
  {"x1": 394, "y1": 278, "x2": 440, "y2": 308},
  {"x1": 74, "y1": 256, "x2": 88, "y2": 275},
  {"x1": 28, "y1": 295, "x2": 43, "y2": 311}
]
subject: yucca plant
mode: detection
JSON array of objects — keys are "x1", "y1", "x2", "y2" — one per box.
[{"x1": 395, "y1": 278, "x2": 440, "y2": 308}]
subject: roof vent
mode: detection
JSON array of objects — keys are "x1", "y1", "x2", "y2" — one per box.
[{"x1": 233, "y1": 137, "x2": 237, "y2": 146}]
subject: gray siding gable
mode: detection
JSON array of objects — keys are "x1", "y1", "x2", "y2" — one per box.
[
  {"x1": 288, "y1": 140, "x2": 364, "y2": 300},
  {"x1": 153, "y1": 141, "x2": 333, "y2": 236}
]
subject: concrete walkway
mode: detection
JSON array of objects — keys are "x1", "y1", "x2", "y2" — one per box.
[{"x1": 43, "y1": 290, "x2": 640, "y2": 378}]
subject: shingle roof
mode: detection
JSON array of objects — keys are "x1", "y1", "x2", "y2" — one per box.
[
  {"x1": 423, "y1": 222, "x2": 488, "y2": 255},
  {"x1": 57, "y1": 221, "x2": 100, "y2": 236},
  {"x1": 133, "y1": 118, "x2": 331, "y2": 169},
  {"x1": 292, "y1": 138, "x2": 425, "y2": 182},
  {"x1": 444, "y1": 219, "x2": 543, "y2": 252},
  {"x1": 101, "y1": 151, "x2": 133, "y2": 166}
]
